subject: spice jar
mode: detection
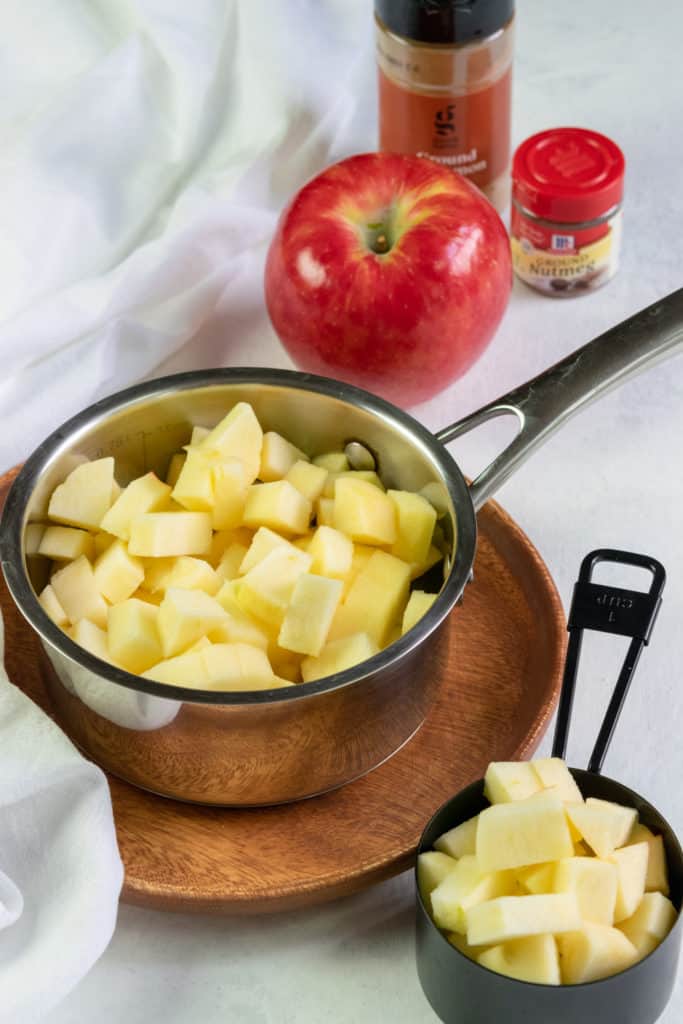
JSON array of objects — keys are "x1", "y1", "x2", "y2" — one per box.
[
  {"x1": 375, "y1": 0, "x2": 514, "y2": 213},
  {"x1": 511, "y1": 127, "x2": 625, "y2": 296}
]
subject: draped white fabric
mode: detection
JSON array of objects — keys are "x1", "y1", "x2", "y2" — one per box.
[
  {"x1": 0, "y1": 612, "x2": 123, "y2": 1023},
  {"x1": 0, "y1": 0, "x2": 373, "y2": 471}
]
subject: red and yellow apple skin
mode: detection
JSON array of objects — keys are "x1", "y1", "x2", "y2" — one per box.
[{"x1": 264, "y1": 153, "x2": 512, "y2": 407}]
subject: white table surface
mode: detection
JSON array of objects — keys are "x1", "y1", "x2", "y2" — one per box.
[{"x1": 40, "y1": 1, "x2": 683, "y2": 1021}]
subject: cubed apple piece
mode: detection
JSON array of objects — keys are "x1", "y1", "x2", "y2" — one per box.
[
  {"x1": 38, "y1": 583, "x2": 69, "y2": 627},
  {"x1": 277, "y1": 574, "x2": 343, "y2": 657},
  {"x1": 208, "y1": 527, "x2": 254, "y2": 567},
  {"x1": 25, "y1": 522, "x2": 45, "y2": 555},
  {"x1": 300, "y1": 633, "x2": 379, "y2": 683},
  {"x1": 340, "y1": 545, "x2": 375, "y2": 599},
  {"x1": 214, "y1": 579, "x2": 244, "y2": 616},
  {"x1": 417, "y1": 851, "x2": 459, "y2": 902},
  {"x1": 285, "y1": 460, "x2": 327, "y2": 501},
  {"x1": 306, "y1": 525, "x2": 353, "y2": 580},
  {"x1": 157, "y1": 588, "x2": 228, "y2": 658},
  {"x1": 141, "y1": 650, "x2": 208, "y2": 689},
  {"x1": 467, "y1": 894, "x2": 581, "y2": 947},
  {"x1": 208, "y1": 609, "x2": 270, "y2": 651},
  {"x1": 313, "y1": 451, "x2": 349, "y2": 473},
  {"x1": 558, "y1": 925, "x2": 638, "y2": 984},
  {"x1": 333, "y1": 477, "x2": 397, "y2": 546},
  {"x1": 401, "y1": 590, "x2": 437, "y2": 636},
  {"x1": 165, "y1": 452, "x2": 186, "y2": 488},
  {"x1": 566, "y1": 798, "x2": 637, "y2": 860},
  {"x1": 69, "y1": 619, "x2": 115, "y2": 664},
  {"x1": 434, "y1": 815, "x2": 478, "y2": 860},
  {"x1": 140, "y1": 557, "x2": 176, "y2": 593},
  {"x1": 477, "y1": 935, "x2": 561, "y2": 985},
  {"x1": 215, "y1": 542, "x2": 250, "y2": 581},
  {"x1": 517, "y1": 863, "x2": 556, "y2": 895},
  {"x1": 170, "y1": 448, "x2": 218, "y2": 512},
  {"x1": 386, "y1": 489, "x2": 437, "y2": 565},
  {"x1": 242, "y1": 481, "x2": 312, "y2": 536},
  {"x1": 610, "y1": 842, "x2": 649, "y2": 922},
  {"x1": 476, "y1": 795, "x2": 574, "y2": 873},
  {"x1": 153, "y1": 556, "x2": 222, "y2": 596},
  {"x1": 292, "y1": 535, "x2": 313, "y2": 552},
  {"x1": 554, "y1": 857, "x2": 618, "y2": 925},
  {"x1": 100, "y1": 471, "x2": 172, "y2": 540},
  {"x1": 94, "y1": 532, "x2": 116, "y2": 557},
  {"x1": 185, "y1": 425, "x2": 207, "y2": 445},
  {"x1": 209, "y1": 458, "x2": 248, "y2": 530},
  {"x1": 131, "y1": 589, "x2": 164, "y2": 606},
  {"x1": 315, "y1": 497, "x2": 335, "y2": 527},
  {"x1": 128, "y1": 512, "x2": 213, "y2": 557},
  {"x1": 618, "y1": 892, "x2": 678, "y2": 957},
  {"x1": 186, "y1": 636, "x2": 212, "y2": 653},
  {"x1": 196, "y1": 402, "x2": 262, "y2": 482},
  {"x1": 323, "y1": 471, "x2": 385, "y2": 499},
  {"x1": 329, "y1": 551, "x2": 411, "y2": 647},
  {"x1": 410, "y1": 544, "x2": 444, "y2": 581},
  {"x1": 93, "y1": 540, "x2": 145, "y2": 604},
  {"x1": 239, "y1": 526, "x2": 295, "y2": 574},
  {"x1": 484, "y1": 762, "x2": 543, "y2": 804},
  {"x1": 37, "y1": 525, "x2": 95, "y2": 562},
  {"x1": 50, "y1": 555, "x2": 108, "y2": 628},
  {"x1": 237, "y1": 547, "x2": 312, "y2": 629},
  {"x1": 431, "y1": 856, "x2": 516, "y2": 934},
  {"x1": 200, "y1": 643, "x2": 285, "y2": 691},
  {"x1": 108, "y1": 599, "x2": 163, "y2": 673},
  {"x1": 259, "y1": 431, "x2": 309, "y2": 481},
  {"x1": 629, "y1": 824, "x2": 670, "y2": 895},
  {"x1": 48, "y1": 458, "x2": 115, "y2": 530},
  {"x1": 531, "y1": 758, "x2": 584, "y2": 803},
  {"x1": 268, "y1": 643, "x2": 303, "y2": 682}
]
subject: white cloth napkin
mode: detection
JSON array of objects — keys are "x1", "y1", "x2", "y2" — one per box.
[
  {"x1": 0, "y1": 0, "x2": 374, "y2": 472},
  {"x1": 0, "y1": 612, "x2": 124, "y2": 1024},
  {"x1": 0, "y1": 2, "x2": 373, "y2": 1016}
]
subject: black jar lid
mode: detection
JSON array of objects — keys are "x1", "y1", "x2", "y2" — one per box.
[{"x1": 375, "y1": 0, "x2": 514, "y2": 45}]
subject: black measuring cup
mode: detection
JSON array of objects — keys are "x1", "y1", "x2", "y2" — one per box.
[{"x1": 415, "y1": 549, "x2": 683, "y2": 1024}]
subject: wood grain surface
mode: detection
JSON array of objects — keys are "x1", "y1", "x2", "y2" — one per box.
[{"x1": 0, "y1": 465, "x2": 567, "y2": 914}]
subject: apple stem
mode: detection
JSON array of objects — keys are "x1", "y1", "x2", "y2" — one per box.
[{"x1": 364, "y1": 214, "x2": 394, "y2": 255}]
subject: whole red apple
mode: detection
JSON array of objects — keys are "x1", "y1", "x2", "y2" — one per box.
[{"x1": 264, "y1": 152, "x2": 512, "y2": 406}]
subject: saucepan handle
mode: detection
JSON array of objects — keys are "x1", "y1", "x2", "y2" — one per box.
[{"x1": 435, "y1": 288, "x2": 683, "y2": 512}]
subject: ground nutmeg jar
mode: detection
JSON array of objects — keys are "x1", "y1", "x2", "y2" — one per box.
[{"x1": 511, "y1": 127, "x2": 625, "y2": 296}]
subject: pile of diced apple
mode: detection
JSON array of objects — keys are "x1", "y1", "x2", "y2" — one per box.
[
  {"x1": 418, "y1": 758, "x2": 678, "y2": 985},
  {"x1": 31, "y1": 402, "x2": 444, "y2": 691}
]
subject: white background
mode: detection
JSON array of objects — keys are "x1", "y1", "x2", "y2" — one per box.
[{"x1": 1, "y1": 0, "x2": 681, "y2": 1021}]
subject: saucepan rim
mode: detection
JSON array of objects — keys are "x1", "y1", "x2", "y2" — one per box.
[{"x1": 0, "y1": 367, "x2": 477, "y2": 706}]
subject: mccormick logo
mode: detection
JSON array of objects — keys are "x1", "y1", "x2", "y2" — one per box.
[{"x1": 551, "y1": 234, "x2": 575, "y2": 251}]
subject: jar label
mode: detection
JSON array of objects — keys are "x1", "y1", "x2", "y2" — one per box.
[
  {"x1": 377, "y1": 68, "x2": 512, "y2": 193},
  {"x1": 511, "y1": 212, "x2": 622, "y2": 295}
]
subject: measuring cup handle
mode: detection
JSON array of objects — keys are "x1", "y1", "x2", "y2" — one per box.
[{"x1": 551, "y1": 549, "x2": 666, "y2": 774}]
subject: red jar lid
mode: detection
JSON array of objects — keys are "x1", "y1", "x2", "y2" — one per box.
[{"x1": 512, "y1": 127, "x2": 625, "y2": 223}]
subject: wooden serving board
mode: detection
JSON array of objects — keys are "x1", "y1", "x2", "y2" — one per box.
[{"x1": 0, "y1": 466, "x2": 567, "y2": 914}]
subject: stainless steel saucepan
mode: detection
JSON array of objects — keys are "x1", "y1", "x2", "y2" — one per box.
[{"x1": 2, "y1": 289, "x2": 682, "y2": 806}]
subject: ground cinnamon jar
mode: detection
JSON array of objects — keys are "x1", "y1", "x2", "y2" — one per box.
[
  {"x1": 511, "y1": 127, "x2": 626, "y2": 296},
  {"x1": 375, "y1": 0, "x2": 514, "y2": 213}
]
